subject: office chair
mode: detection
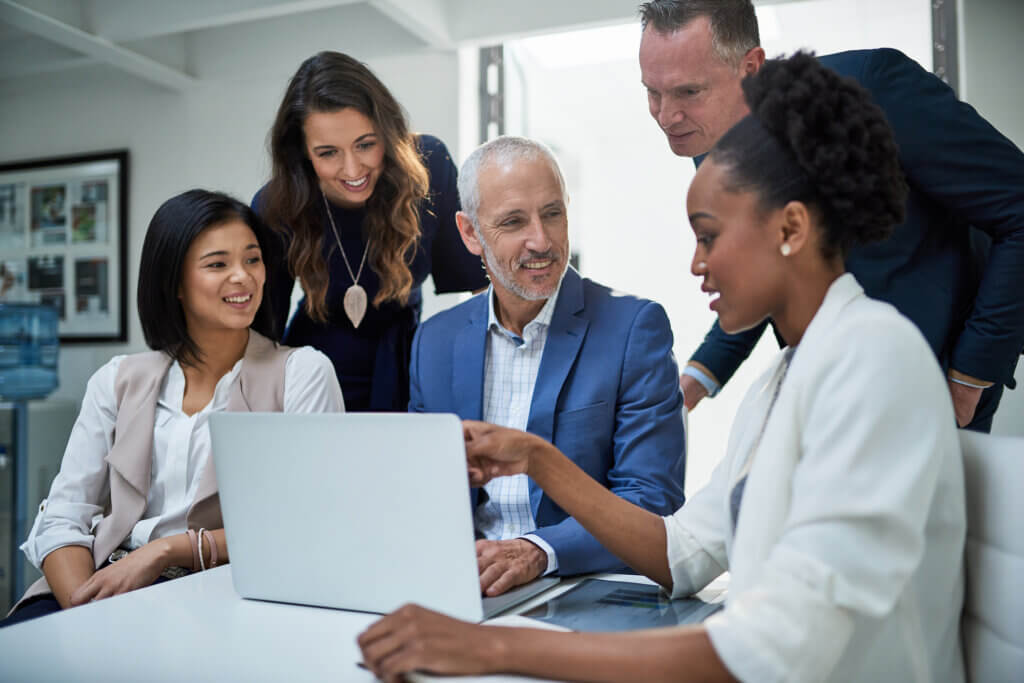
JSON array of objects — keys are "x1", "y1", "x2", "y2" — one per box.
[{"x1": 959, "y1": 430, "x2": 1024, "y2": 681}]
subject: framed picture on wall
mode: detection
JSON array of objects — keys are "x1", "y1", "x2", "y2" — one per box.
[{"x1": 0, "y1": 150, "x2": 128, "y2": 343}]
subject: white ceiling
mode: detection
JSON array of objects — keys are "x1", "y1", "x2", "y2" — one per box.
[{"x1": 0, "y1": 0, "x2": 656, "y2": 90}]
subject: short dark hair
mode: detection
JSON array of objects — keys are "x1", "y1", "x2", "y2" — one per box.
[
  {"x1": 637, "y1": 0, "x2": 760, "y2": 67},
  {"x1": 710, "y1": 52, "x2": 907, "y2": 260},
  {"x1": 138, "y1": 189, "x2": 280, "y2": 365}
]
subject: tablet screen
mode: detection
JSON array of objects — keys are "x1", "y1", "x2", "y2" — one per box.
[{"x1": 520, "y1": 579, "x2": 723, "y2": 632}]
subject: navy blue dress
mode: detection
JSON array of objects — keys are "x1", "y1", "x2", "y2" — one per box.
[{"x1": 254, "y1": 135, "x2": 488, "y2": 411}]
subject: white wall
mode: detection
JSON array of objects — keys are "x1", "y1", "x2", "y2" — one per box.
[
  {"x1": 960, "y1": 0, "x2": 1024, "y2": 436},
  {"x1": 0, "y1": 10, "x2": 460, "y2": 405}
]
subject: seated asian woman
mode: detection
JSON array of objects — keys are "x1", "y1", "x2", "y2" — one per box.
[{"x1": 2, "y1": 189, "x2": 344, "y2": 627}]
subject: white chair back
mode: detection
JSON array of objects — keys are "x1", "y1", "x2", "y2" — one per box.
[{"x1": 959, "y1": 430, "x2": 1024, "y2": 682}]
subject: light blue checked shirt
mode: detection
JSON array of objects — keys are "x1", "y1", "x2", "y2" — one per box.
[{"x1": 474, "y1": 281, "x2": 564, "y2": 574}]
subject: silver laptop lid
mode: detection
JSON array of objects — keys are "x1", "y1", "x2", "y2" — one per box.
[{"x1": 210, "y1": 412, "x2": 484, "y2": 622}]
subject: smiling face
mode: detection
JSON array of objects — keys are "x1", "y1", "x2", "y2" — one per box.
[
  {"x1": 303, "y1": 107, "x2": 387, "y2": 208},
  {"x1": 461, "y1": 156, "x2": 569, "y2": 303},
  {"x1": 639, "y1": 18, "x2": 757, "y2": 158},
  {"x1": 179, "y1": 219, "x2": 266, "y2": 337},
  {"x1": 687, "y1": 158, "x2": 788, "y2": 334}
]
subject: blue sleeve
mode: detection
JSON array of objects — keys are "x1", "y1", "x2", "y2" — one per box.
[
  {"x1": 864, "y1": 49, "x2": 1024, "y2": 386},
  {"x1": 420, "y1": 136, "x2": 489, "y2": 294},
  {"x1": 689, "y1": 319, "x2": 769, "y2": 388},
  {"x1": 534, "y1": 302, "x2": 687, "y2": 575},
  {"x1": 251, "y1": 187, "x2": 295, "y2": 341}
]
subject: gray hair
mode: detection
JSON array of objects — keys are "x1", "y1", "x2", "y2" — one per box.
[
  {"x1": 457, "y1": 136, "x2": 567, "y2": 229},
  {"x1": 638, "y1": 0, "x2": 760, "y2": 68}
]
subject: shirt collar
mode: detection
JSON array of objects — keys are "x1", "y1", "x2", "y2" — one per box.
[
  {"x1": 791, "y1": 272, "x2": 864, "y2": 355},
  {"x1": 486, "y1": 277, "x2": 563, "y2": 340},
  {"x1": 160, "y1": 357, "x2": 245, "y2": 414}
]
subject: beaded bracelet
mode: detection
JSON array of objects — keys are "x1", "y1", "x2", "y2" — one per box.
[
  {"x1": 197, "y1": 527, "x2": 207, "y2": 571},
  {"x1": 204, "y1": 529, "x2": 218, "y2": 568},
  {"x1": 186, "y1": 529, "x2": 200, "y2": 572}
]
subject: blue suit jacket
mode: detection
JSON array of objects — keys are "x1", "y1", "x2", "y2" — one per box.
[
  {"x1": 409, "y1": 268, "x2": 686, "y2": 575},
  {"x1": 692, "y1": 48, "x2": 1024, "y2": 406}
]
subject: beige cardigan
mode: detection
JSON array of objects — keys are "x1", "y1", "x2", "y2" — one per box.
[{"x1": 12, "y1": 331, "x2": 294, "y2": 612}]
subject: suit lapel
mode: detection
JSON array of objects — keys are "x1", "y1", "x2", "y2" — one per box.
[
  {"x1": 453, "y1": 294, "x2": 488, "y2": 421},
  {"x1": 526, "y1": 270, "x2": 589, "y2": 516},
  {"x1": 452, "y1": 296, "x2": 487, "y2": 510}
]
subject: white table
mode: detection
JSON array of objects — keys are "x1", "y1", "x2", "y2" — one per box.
[{"x1": 0, "y1": 566, "x2": 722, "y2": 682}]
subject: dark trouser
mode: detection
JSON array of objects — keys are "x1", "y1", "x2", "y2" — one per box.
[
  {"x1": 0, "y1": 573, "x2": 176, "y2": 629},
  {"x1": 964, "y1": 382, "x2": 1004, "y2": 434}
]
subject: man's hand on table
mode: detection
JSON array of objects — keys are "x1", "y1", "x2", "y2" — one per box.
[{"x1": 477, "y1": 538, "x2": 547, "y2": 597}]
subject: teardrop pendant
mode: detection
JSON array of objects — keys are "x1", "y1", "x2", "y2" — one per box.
[{"x1": 343, "y1": 283, "x2": 368, "y2": 329}]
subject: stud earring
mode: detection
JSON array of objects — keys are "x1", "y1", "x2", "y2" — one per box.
[{"x1": 780, "y1": 243, "x2": 792, "y2": 256}]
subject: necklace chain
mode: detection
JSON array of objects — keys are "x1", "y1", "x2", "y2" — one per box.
[
  {"x1": 322, "y1": 191, "x2": 369, "y2": 286},
  {"x1": 740, "y1": 347, "x2": 795, "y2": 478}
]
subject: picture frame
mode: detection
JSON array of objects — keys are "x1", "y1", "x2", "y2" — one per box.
[{"x1": 0, "y1": 150, "x2": 128, "y2": 343}]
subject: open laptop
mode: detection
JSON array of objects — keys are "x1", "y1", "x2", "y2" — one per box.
[{"x1": 209, "y1": 412, "x2": 559, "y2": 622}]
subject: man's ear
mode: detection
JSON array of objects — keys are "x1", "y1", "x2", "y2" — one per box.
[
  {"x1": 741, "y1": 46, "x2": 766, "y2": 77},
  {"x1": 779, "y1": 200, "x2": 812, "y2": 256},
  {"x1": 456, "y1": 212, "x2": 484, "y2": 256}
]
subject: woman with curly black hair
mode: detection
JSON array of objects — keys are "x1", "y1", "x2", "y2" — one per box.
[{"x1": 356, "y1": 53, "x2": 967, "y2": 683}]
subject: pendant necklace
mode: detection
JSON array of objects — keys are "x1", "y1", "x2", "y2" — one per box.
[{"x1": 322, "y1": 191, "x2": 369, "y2": 328}]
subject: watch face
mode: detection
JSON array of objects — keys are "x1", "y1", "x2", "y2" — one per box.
[{"x1": 107, "y1": 549, "x2": 129, "y2": 563}]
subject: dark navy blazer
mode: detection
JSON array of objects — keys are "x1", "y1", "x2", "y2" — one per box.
[
  {"x1": 409, "y1": 268, "x2": 686, "y2": 575},
  {"x1": 691, "y1": 48, "x2": 1024, "y2": 407}
]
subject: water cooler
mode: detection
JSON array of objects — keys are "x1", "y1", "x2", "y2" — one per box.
[{"x1": 0, "y1": 303, "x2": 60, "y2": 611}]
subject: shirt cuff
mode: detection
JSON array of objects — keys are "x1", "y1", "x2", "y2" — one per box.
[
  {"x1": 520, "y1": 533, "x2": 558, "y2": 575},
  {"x1": 20, "y1": 499, "x2": 97, "y2": 569},
  {"x1": 683, "y1": 364, "x2": 721, "y2": 398},
  {"x1": 947, "y1": 368, "x2": 994, "y2": 389}
]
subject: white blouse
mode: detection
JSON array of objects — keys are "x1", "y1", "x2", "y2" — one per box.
[{"x1": 22, "y1": 346, "x2": 344, "y2": 567}]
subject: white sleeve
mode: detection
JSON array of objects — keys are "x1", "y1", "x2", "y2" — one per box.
[
  {"x1": 20, "y1": 356, "x2": 125, "y2": 568},
  {"x1": 662, "y1": 455, "x2": 731, "y2": 597},
  {"x1": 282, "y1": 347, "x2": 345, "y2": 414}
]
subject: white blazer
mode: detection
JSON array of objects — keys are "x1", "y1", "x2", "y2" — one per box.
[{"x1": 664, "y1": 274, "x2": 966, "y2": 683}]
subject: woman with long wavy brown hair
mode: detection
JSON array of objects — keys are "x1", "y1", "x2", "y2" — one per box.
[{"x1": 254, "y1": 51, "x2": 487, "y2": 411}]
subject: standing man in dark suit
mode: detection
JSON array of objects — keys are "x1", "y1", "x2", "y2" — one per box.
[
  {"x1": 638, "y1": 0, "x2": 1024, "y2": 432},
  {"x1": 410, "y1": 136, "x2": 685, "y2": 596}
]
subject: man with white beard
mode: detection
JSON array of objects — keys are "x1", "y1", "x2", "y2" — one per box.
[{"x1": 409, "y1": 136, "x2": 686, "y2": 596}]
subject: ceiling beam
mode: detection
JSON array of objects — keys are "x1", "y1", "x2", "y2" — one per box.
[
  {"x1": 88, "y1": 0, "x2": 363, "y2": 43},
  {"x1": 0, "y1": 0, "x2": 195, "y2": 90},
  {"x1": 368, "y1": 0, "x2": 452, "y2": 49}
]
